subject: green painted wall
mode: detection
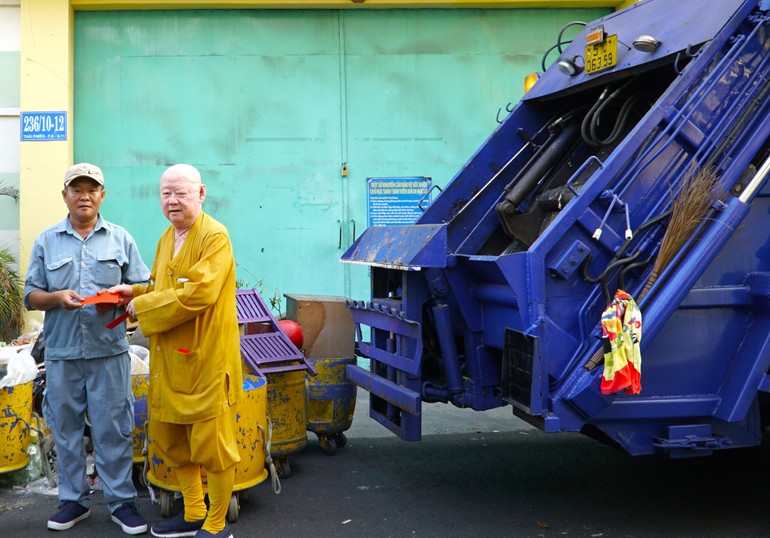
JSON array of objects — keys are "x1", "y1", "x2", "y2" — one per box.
[
  {"x1": 73, "y1": 8, "x2": 609, "y2": 306},
  {"x1": 0, "y1": 53, "x2": 19, "y2": 108},
  {"x1": 0, "y1": 172, "x2": 19, "y2": 229},
  {"x1": 0, "y1": 32, "x2": 20, "y2": 249}
]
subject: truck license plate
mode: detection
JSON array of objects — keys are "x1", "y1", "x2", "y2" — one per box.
[{"x1": 585, "y1": 34, "x2": 617, "y2": 74}]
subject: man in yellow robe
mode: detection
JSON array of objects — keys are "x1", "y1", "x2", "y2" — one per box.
[{"x1": 111, "y1": 164, "x2": 242, "y2": 538}]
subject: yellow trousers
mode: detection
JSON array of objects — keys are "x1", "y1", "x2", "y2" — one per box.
[{"x1": 149, "y1": 409, "x2": 240, "y2": 532}]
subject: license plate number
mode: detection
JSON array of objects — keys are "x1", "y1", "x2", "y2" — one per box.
[{"x1": 585, "y1": 34, "x2": 617, "y2": 75}]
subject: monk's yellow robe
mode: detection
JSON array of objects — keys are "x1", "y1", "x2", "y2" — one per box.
[{"x1": 132, "y1": 211, "x2": 243, "y2": 424}]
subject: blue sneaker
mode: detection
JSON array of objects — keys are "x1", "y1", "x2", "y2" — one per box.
[
  {"x1": 194, "y1": 524, "x2": 233, "y2": 538},
  {"x1": 111, "y1": 502, "x2": 148, "y2": 535},
  {"x1": 48, "y1": 501, "x2": 91, "y2": 531},
  {"x1": 151, "y1": 512, "x2": 205, "y2": 537}
]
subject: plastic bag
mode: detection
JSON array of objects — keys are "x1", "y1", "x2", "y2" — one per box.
[
  {"x1": 129, "y1": 346, "x2": 149, "y2": 375},
  {"x1": 0, "y1": 347, "x2": 38, "y2": 387},
  {"x1": 129, "y1": 344, "x2": 150, "y2": 365}
]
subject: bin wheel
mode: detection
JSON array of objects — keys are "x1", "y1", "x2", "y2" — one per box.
[
  {"x1": 160, "y1": 490, "x2": 173, "y2": 518},
  {"x1": 41, "y1": 440, "x2": 58, "y2": 488},
  {"x1": 276, "y1": 457, "x2": 292, "y2": 478},
  {"x1": 137, "y1": 469, "x2": 148, "y2": 489},
  {"x1": 133, "y1": 465, "x2": 148, "y2": 489},
  {"x1": 318, "y1": 435, "x2": 337, "y2": 455},
  {"x1": 227, "y1": 493, "x2": 239, "y2": 523},
  {"x1": 333, "y1": 432, "x2": 348, "y2": 449}
]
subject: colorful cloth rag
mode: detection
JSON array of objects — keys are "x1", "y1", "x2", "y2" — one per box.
[{"x1": 600, "y1": 289, "x2": 642, "y2": 395}]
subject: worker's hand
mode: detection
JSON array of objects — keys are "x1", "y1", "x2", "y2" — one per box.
[
  {"x1": 95, "y1": 288, "x2": 114, "y2": 314},
  {"x1": 57, "y1": 290, "x2": 83, "y2": 310},
  {"x1": 126, "y1": 300, "x2": 137, "y2": 321}
]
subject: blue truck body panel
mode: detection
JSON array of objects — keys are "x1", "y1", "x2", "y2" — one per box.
[{"x1": 342, "y1": 0, "x2": 770, "y2": 456}]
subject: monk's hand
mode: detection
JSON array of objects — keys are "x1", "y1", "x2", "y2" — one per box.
[{"x1": 108, "y1": 284, "x2": 134, "y2": 306}]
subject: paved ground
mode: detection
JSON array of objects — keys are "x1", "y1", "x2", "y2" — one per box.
[{"x1": 2, "y1": 389, "x2": 770, "y2": 537}]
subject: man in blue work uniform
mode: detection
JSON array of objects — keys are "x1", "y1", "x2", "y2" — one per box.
[{"x1": 24, "y1": 163, "x2": 151, "y2": 534}]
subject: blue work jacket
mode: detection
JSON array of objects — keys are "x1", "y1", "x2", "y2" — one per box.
[{"x1": 23, "y1": 214, "x2": 150, "y2": 360}]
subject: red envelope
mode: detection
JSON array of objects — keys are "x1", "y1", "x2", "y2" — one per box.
[
  {"x1": 106, "y1": 312, "x2": 130, "y2": 329},
  {"x1": 80, "y1": 292, "x2": 121, "y2": 305}
]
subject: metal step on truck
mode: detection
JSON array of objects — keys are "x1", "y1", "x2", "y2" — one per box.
[{"x1": 342, "y1": 0, "x2": 770, "y2": 457}]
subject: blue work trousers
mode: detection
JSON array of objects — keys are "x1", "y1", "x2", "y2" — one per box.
[{"x1": 43, "y1": 353, "x2": 137, "y2": 512}]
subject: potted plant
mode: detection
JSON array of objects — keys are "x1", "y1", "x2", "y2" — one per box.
[{"x1": 0, "y1": 181, "x2": 24, "y2": 343}]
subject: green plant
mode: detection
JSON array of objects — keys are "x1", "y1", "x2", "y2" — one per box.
[
  {"x1": 0, "y1": 182, "x2": 19, "y2": 200},
  {"x1": 0, "y1": 181, "x2": 24, "y2": 342},
  {"x1": 0, "y1": 247, "x2": 24, "y2": 342},
  {"x1": 235, "y1": 262, "x2": 282, "y2": 314}
]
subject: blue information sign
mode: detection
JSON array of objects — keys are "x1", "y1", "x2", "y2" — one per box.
[
  {"x1": 367, "y1": 176, "x2": 432, "y2": 227},
  {"x1": 20, "y1": 111, "x2": 67, "y2": 141}
]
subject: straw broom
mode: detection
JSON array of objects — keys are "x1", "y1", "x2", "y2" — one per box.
[
  {"x1": 637, "y1": 164, "x2": 721, "y2": 299},
  {"x1": 584, "y1": 164, "x2": 721, "y2": 371}
]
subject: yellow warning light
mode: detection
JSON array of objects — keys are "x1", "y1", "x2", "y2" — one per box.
[
  {"x1": 586, "y1": 26, "x2": 605, "y2": 46},
  {"x1": 524, "y1": 72, "x2": 541, "y2": 93}
]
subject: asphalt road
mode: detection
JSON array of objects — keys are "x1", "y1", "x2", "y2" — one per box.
[{"x1": 2, "y1": 389, "x2": 770, "y2": 537}]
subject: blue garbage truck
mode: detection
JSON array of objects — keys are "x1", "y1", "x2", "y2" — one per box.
[{"x1": 342, "y1": 0, "x2": 770, "y2": 457}]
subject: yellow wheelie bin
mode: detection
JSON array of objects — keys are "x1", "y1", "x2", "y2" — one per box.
[
  {"x1": 306, "y1": 357, "x2": 356, "y2": 454},
  {"x1": 145, "y1": 374, "x2": 270, "y2": 522},
  {"x1": 131, "y1": 373, "x2": 149, "y2": 465},
  {"x1": 264, "y1": 369, "x2": 307, "y2": 477},
  {"x1": 0, "y1": 380, "x2": 33, "y2": 474}
]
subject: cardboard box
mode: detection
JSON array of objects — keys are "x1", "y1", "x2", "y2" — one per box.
[{"x1": 284, "y1": 294, "x2": 355, "y2": 359}]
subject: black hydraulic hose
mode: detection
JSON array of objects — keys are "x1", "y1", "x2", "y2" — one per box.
[
  {"x1": 580, "y1": 209, "x2": 672, "y2": 300},
  {"x1": 619, "y1": 254, "x2": 656, "y2": 290},
  {"x1": 557, "y1": 21, "x2": 586, "y2": 53},
  {"x1": 612, "y1": 208, "x2": 671, "y2": 260},
  {"x1": 590, "y1": 94, "x2": 654, "y2": 147},
  {"x1": 581, "y1": 79, "x2": 647, "y2": 147},
  {"x1": 541, "y1": 42, "x2": 570, "y2": 72},
  {"x1": 540, "y1": 21, "x2": 587, "y2": 71},
  {"x1": 581, "y1": 88, "x2": 609, "y2": 147},
  {"x1": 581, "y1": 250, "x2": 643, "y2": 304}
]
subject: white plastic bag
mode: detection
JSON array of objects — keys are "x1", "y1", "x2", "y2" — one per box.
[
  {"x1": 129, "y1": 345, "x2": 150, "y2": 375},
  {"x1": 129, "y1": 344, "x2": 150, "y2": 365},
  {"x1": 0, "y1": 347, "x2": 38, "y2": 387}
]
